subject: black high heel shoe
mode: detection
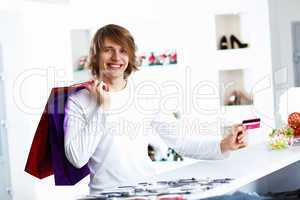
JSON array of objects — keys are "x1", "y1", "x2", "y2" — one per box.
[
  {"x1": 219, "y1": 35, "x2": 229, "y2": 50},
  {"x1": 230, "y1": 34, "x2": 248, "y2": 49}
]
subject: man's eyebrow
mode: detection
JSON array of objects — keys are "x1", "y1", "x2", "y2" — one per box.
[{"x1": 103, "y1": 46, "x2": 114, "y2": 48}]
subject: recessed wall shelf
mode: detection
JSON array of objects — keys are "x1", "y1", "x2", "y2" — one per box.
[
  {"x1": 70, "y1": 29, "x2": 91, "y2": 81},
  {"x1": 215, "y1": 13, "x2": 249, "y2": 50}
]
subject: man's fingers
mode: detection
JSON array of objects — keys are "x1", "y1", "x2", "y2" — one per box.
[
  {"x1": 231, "y1": 124, "x2": 243, "y2": 136},
  {"x1": 86, "y1": 84, "x2": 92, "y2": 92},
  {"x1": 237, "y1": 134, "x2": 244, "y2": 141},
  {"x1": 233, "y1": 123, "x2": 243, "y2": 129},
  {"x1": 236, "y1": 125, "x2": 244, "y2": 133},
  {"x1": 237, "y1": 135, "x2": 247, "y2": 144},
  {"x1": 98, "y1": 81, "x2": 107, "y2": 93}
]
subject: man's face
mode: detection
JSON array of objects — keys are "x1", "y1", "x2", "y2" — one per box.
[{"x1": 99, "y1": 38, "x2": 129, "y2": 79}]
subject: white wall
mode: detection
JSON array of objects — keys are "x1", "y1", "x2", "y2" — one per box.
[
  {"x1": 0, "y1": 11, "x2": 18, "y2": 200},
  {"x1": 269, "y1": 0, "x2": 300, "y2": 127},
  {"x1": 0, "y1": 8, "x2": 37, "y2": 200},
  {"x1": 0, "y1": 0, "x2": 22, "y2": 12},
  {"x1": 1, "y1": 0, "x2": 277, "y2": 199},
  {"x1": 260, "y1": 0, "x2": 300, "y2": 195}
]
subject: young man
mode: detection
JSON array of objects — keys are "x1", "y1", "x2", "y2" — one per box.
[{"x1": 63, "y1": 24, "x2": 247, "y2": 195}]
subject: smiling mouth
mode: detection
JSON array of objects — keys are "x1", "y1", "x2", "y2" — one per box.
[{"x1": 107, "y1": 63, "x2": 123, "y2": 69}]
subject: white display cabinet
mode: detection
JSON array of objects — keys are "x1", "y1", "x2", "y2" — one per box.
[{"x1": 214, "y1": 9, "x2": 274, "y2": 140}]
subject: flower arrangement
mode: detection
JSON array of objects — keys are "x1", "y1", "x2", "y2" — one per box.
[{"x1": 268, "y1": 126, "x2": 294, "y2": 150}]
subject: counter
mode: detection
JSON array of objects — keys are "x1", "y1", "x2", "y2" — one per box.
[{"x1": 152, "y1": 142, "x2": 300, "y2": 199}]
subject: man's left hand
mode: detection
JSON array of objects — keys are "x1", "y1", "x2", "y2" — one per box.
[{"x1": 220, "y1": 124, "x2": 247, "y2": 153}]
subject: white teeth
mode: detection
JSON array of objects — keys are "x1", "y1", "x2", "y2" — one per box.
[{"x1": 109, "y1": 64, "x2": 121, "y2": 68}]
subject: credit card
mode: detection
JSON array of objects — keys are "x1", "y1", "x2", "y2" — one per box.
[{"x1": 242, "y1": 118, "x2": 260, "y2": 130}]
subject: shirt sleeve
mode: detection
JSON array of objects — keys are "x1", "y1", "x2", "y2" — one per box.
[
  {"x1": 64, "y1": 94, "x2": 106, "y2": 168},
  {"x1": 150, "y1": 113, "x2": 229, "y2": 160},
  {"x1": 147, "y1": 127, "x2": 169, "y2": 160}
]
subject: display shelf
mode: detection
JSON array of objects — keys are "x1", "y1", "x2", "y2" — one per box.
[
  {"x1": 70, "y1": 29, "x2": 91, "y2": 74},
  {"x1": 215, "y1": 12, "x2": 254, "y2": 120},
  {"x1": 219, "y1": 68, "x2": 254, "y2": 106},
  {"x1": 215, "y1": 13, "x2": 250, "y2": 50}
]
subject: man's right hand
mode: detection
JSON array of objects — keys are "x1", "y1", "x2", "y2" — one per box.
[{"x1": 86, "y1": 79, "x2": 110, "y2": 110}]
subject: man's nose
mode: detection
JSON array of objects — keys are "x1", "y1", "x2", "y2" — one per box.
[{"x1": 111, "y1": 50, "x2": 121, "y2": 61}]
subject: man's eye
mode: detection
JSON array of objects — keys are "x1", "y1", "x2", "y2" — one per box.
[
  {"x1": 104, "y1": 48, "x2": 113, "y2": 53},
  {"x1": 120, "y1": 49, "x2": 127, "y2": 54}
]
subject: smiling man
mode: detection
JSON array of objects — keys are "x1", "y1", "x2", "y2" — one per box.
[
  {"x1": 63, "y1": 24, "x2": 248, "y2": 196},
  {"x1": 100, "y1": 38, "x2": 129, "y2": 90}
]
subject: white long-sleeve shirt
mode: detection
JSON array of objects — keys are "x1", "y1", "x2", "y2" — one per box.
[{"x1": 64, "y1": 80, "x2": 226, "y2": 194}]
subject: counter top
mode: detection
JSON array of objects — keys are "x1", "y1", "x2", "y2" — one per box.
[{"x1": 152, "y1": 142, "x2": 300, "y2": 199}]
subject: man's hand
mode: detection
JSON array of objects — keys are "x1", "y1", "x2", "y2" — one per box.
[
  {"x1": 220, "y1": 124, "x2": 247, "y2": 153},
  {"x1": 86, "y1": 79, "x2": 110, "y2": 110}
]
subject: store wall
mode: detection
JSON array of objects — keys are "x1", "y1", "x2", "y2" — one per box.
[
  {"x1": 0, "y1": 9, "x2": 36, "y2": 200},
  {"x1": 269, "y1": 0, "x2": 300, "y2": 127},
  {"x1": 262, "y1": 0, "x2": 300, "y2": 194},
  {"x1": 1, "y1": 0, "x2": 278, "y2": 199}
]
